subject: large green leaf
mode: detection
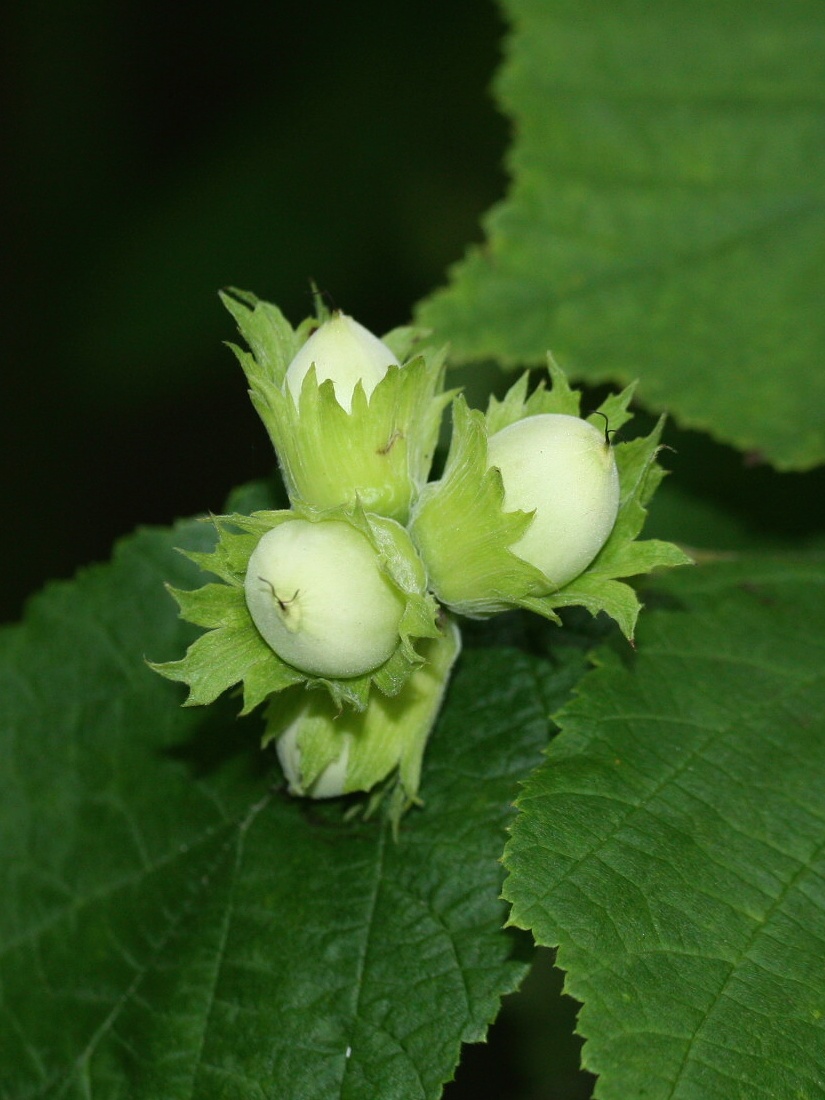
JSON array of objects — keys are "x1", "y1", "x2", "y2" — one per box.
[
  {"x1": 504, "y1": 555, "x2": 825, "y2": 1098},
  {"x1": 417, "y1": 0, "x2": 825, "y2": 470},
  {"x1": 0, "y1": 520, "x2": 586, "y2": 1099}
]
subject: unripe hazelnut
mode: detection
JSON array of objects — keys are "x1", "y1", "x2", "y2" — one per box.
[
  {"x1": 487, "y1": 413, "x2": 619, "y2": 588},
  {"x1": 244, "y1": 518, "x2": 404, "y2": 678},
  {"x1": 284, "y1": 312, "x2": 398, "y2": 412},
  {"x1": 276, "y1": 719, "x2": 351, "y2": 799}
]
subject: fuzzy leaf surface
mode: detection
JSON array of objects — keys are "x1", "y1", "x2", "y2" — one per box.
[
  {"x1": 504, "y1": 554, "x2": 825, "y2": 1099},
  {"x1": 0, "y1": 520, "x2": 588, "y2": 1099},
  {"x1": 417, "y1": 0, "x2": 825, "y2": 470}
]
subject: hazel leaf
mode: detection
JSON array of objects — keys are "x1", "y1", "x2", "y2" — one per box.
[
  {"x1": 417, "y1": 0, "x2": 825, "y2": 470},
  {"x1": 0, "y1": 517, "x2": 593, "y2": 1100},
  {"x1": 504, "y1": 553, "x2": 825, "y2": 1099}
]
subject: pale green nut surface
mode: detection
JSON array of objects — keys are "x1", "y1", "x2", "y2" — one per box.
[
  {"x1": 277, "y1": 719, "x2": 351, "y2": 799},
  {"x1": 284, "y1": 312, "x2": 399, "y2": 412},
  {"x1": 487, "y1": 413, "x2": 620, "y2": 589},
  {"x1": 244, "y1": 519, "x2": 405, "y2": 678}
]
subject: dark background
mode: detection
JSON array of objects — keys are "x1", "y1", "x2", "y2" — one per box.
[{"x1": 2, "y1": 0, "x2": 508, "y2": 624}]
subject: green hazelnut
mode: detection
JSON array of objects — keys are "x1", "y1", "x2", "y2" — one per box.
[
  {"x1": 487, "y1": 413, "x2": 620, "y2": 588},
  {"x1": 276, "y1": 718, "x2": 352, "y2": 799},
  {"x1": 244, "y1": 518, "x2": 404, "y2": 678},
  {"x1": 267, "y1": 617, "x2": 462, "y2": 811},
  {"x1": 284, "y1": 312, "x2": 398, "y2": 412}
]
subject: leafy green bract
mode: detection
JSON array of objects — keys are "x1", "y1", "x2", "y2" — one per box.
[
  {"x1": 504, "y1": 554, "x2": 825, "y2": 1099},
  {"x1": 418, "y1": 0, "x2": 825, "y2": 470}
]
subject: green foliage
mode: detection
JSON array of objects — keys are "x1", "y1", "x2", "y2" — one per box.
[
  {"x1": 0, "y1": 520, "x2": 589, "y2": 1099},
  {"x1": 504, "y1": 555, "x2": 825, "y2": 1098},
  {"x1": 418, "y1": 0, "x2": 825, "y2": 471},
  {"x1": 4, "y1": 0, "x2": 825, "y2": 1096}
]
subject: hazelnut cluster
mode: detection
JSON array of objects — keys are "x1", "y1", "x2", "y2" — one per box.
[{"x1": 153, "y1": 290, "x2": 688, "y2": 819}]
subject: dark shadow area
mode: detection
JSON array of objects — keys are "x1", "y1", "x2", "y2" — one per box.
[
  {"x1": 664, "y1": 427, "x2": 825, "y2": 543},
  {"x1": 624, "y1": 413, "x2": 825, "y2": 551},
  {"x1": 445, "y1": 947, "x2": 595, "y2": 1100},
  {"x1": 164, "y1": 690, "x2": 271, "y2": 783},
  {"x1": 460, "y1": 604, "x2": 619, "y2": 663}
]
